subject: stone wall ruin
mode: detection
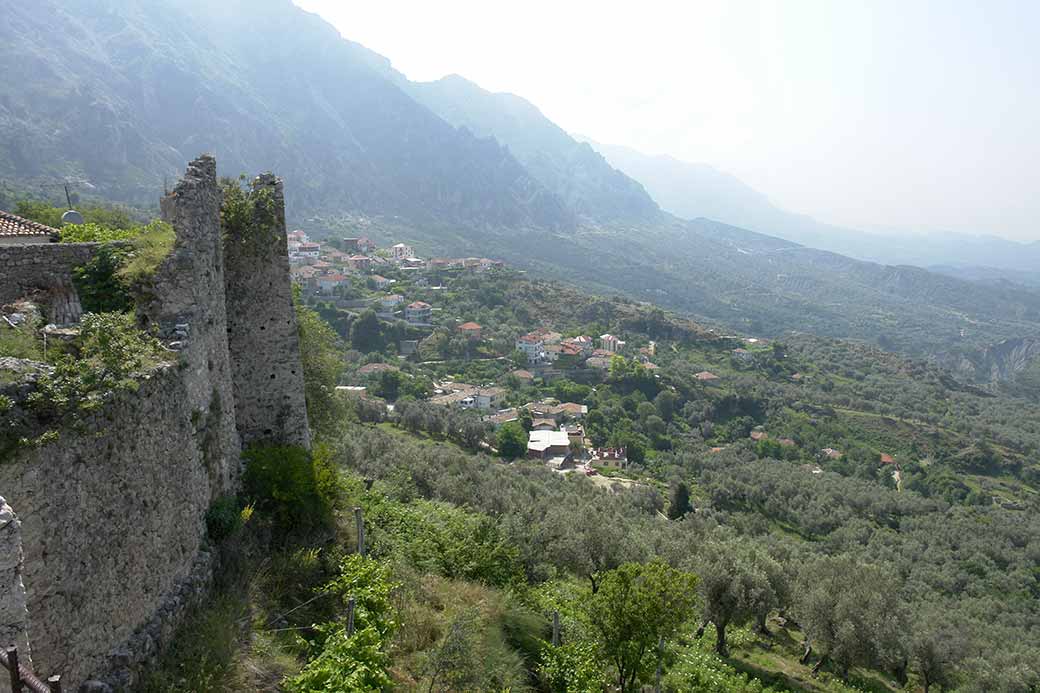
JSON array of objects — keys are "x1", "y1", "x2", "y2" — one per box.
[{"x1": 0, "y1": 155, "x2": 310, "y2": 690}]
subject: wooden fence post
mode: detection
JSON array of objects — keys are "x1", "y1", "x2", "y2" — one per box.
[
  {"x1": 551, "y1": 610, "x2": 560, "y2": 647},
  {"x1": 346, "y1": 596, "x2": 356, "y2": 636},
  {"x1": 353, "y1": 507, "x2": 366, "y2": 557},
  {"x1": 6, "y1": 646, "x2": 22, "y2": 693}
]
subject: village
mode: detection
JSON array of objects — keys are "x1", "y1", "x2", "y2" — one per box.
[{"x1": 288, "y1": 230, "x2": 879, "y2": 481}]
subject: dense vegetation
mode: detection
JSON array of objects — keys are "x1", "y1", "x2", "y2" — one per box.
[
  {"x1": 142, "y1": 277, "x2": 1040, "y2": 692},
  {"x1": 0, "y1": 203, "x2": 176, "y2": 457}
]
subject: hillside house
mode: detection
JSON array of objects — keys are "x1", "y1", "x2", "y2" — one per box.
[
  {"x1": 486, "y1": 408, "x2": 519, "y2": 428},
  {"x1": 527, "y1": 430, "x2": 573, "y2": 469},
  {"x1": 295, "y1": 242, "x2": 321, "y2": 260},
  {"x1": 822, "y1": 448, "x2": 843, "y2": 460},
  {"x1": 371, "y1": 275, "x2": 393, "y2": 289},
  {"x1": 458, "y1": 322, "x2": 482, "y2": 340},
  {"x1": 288, "y1": 229, "x2": 309, "y2": 244},
  {"x1": 471, "y1": 387, "x2": 504, "y2": 411},
  {"x1": 348, "y1": 255, "x2": 371, "y2": 271},
  {"x1": 379, "y1": 294, "x2": 404, "y2": 311},
  {"x1": 542, "y1": 343, "x2": 563, "y2": 363},
  {"x1": 341, "y1": 237, "x2": 375, "y2": 253},
  {"x1": 515, "y1": 332, "x2": 546, "y2": 364},
  {"x1": 290, "y1": 265, "x2": 319, "y2": 284},
  {"x1": 586, "y1": 356, "x2": 611, "y2": 370},
  {"x1": 509, "y1": 369, "x2": 534, "y2": 384},
  {"x1": 695, "y1": 371, "x2": 720, "y2": 381},
  {"x1": 599, "y1": 333, "x2": 626, "y2": 353},
  {"x1": 553, "y1": 402, "x2": 588, "y2": 419},
  {"x1": 316, "y1": 273, "x2": 350, "y2": 294},
  {"x1": 562, "y1": 335, "x2": 594, "y2": 356},
  {"x1": 732, "y1": 348, "x2": 754, "y2": 363},
  {"x1": 405, "y1": 301, "x2": 432, "y2": 324},
  {"x1": 399, "y1": 339, "x2": 419, "y2": 356},
  {"x1": 593, "y1": 447, "x2": 627, "y2": 464},
  {"x1": 430, "y1": 384, "x2": 503, "y2": 411},
  {"x1": 390, "y1": 243, "x2": 414, "y2": 261}
]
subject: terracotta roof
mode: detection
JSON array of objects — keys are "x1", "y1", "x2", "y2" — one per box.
[
  {"x1": 0, "y1": 210, "x2": 59, "y2": 240},
  {"x1": 407, "y1": 301, "x2": 431, "y2": 310},
  {"x1": 695, "y1": 371, "x2": 719, "y2": 381},
  {"x1": 458, "y1": 322, "x2": 481, "y2": 330}
]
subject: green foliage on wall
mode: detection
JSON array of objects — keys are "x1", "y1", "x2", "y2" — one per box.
[{"x1": 72, "y1": 244, "x2": 133, "y2": 313}]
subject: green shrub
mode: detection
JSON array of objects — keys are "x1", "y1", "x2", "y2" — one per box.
[
  {"x1": 59, "y1": 222, "x2": 140, "y2": 243},
  {"x1": 366, "y1": 499, "x2": 524, "y2": 588},
  {"x1": 26, "y1": 312, "x2": 168, "y2": 420},
  {"x1": 284, "y1": 626, "x2": 392, "y2": 693},
  {"x1": 539, "y1": 641, "x2": 606, "y2": 693},
  {"x1": 242, "y1": 445, "x2": 336, "y2": 530},
  {"x1": 72, "y1": 243, "x2": 133, "y2": 313},
  {"x1": 205, "y1": 495, "x2": 248, "y2": 543}
]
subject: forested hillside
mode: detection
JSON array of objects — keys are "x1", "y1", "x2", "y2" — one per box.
[{"x1": 138, "y1": 264, "x2": 1040, "y2": 692}]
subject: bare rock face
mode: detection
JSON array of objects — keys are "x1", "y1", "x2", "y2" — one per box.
[{"x1": 944, "y1": 336, "x2": 1040, "y2": 383}]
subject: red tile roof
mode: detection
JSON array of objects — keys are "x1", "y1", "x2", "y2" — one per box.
[
  {"x1": 408, "y1": 301, "x2": 431, "y2": 310},
  {"x1": 0, "y1": 210, "x2": 59, "y2": 240},
  {"x1": 458, "y1": 322, "x2": 481, "y2": 330}
]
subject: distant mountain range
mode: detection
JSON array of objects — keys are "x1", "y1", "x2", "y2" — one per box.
[
  {"x1": 587, "y1": 140, "x2": 1040, "y2": 276},
  {"x1": 2, "y1": 0, "x2": 1039, "y2": 380}
]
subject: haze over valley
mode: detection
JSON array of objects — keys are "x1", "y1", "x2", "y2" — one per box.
[{"x1": 2, "y1": 2, "x2": 1039, "y2": 691}]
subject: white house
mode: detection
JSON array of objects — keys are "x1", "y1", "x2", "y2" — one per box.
[
  {"x1": 599, "y1": 333, "x2": 626, "y2": 353},
  {"x1": 390, "y1": 243, "x2": 414, "y2": 261},
  {"x1": 515, "y1": 332, "x2": 546, "y2": 364},
  {"x1": 296, "y1": 242, "x2": 321, "y2": 260}
]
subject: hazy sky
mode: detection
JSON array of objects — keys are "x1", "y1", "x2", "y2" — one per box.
[{"x1": 295, "y1": 1, "x2": 1038, "y2": 241}]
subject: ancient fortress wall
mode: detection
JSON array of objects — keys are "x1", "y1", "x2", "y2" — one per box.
[
  {"x1": 0, "y1": 155, "x2": 309, "y2": 690},
  {"x1": 224, "y1": 173, "x2": 311, "y2": 449},
  {"x1": 0, "y1": 243, "x2": 98, "y2": 324},
  {"x1": 0, "y1": 368, "x2": 218, "y2": 688}
]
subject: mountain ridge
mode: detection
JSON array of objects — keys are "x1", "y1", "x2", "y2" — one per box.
[
  {"x1": 588, "y1": 138, "x2": 1040, "y2": 273},
  {"x1": 3, "y1": 0, "x2": 1040, "y2": 381}
]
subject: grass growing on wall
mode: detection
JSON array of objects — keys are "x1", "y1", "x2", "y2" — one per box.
[{"x1": 115, "y1": 220, "x2": 176, "y2": 286}]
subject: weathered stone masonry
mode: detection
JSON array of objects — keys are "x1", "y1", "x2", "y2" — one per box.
[
  {"x1": 0, "y1": 243, "x2": 97, "y2": 324},
  {"x1": 224, "y1": 173, "x2": 311, "y2": 450},
  {"x1": 0, "y1": 155, "x2": 310, "y2": 691}
]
